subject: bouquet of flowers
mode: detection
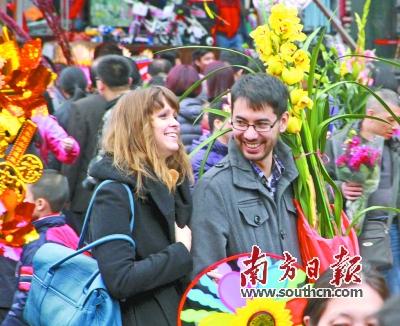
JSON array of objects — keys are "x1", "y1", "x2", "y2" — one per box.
[{"x1": 336, "y1": 133, "x2": 382, "y2": 228}]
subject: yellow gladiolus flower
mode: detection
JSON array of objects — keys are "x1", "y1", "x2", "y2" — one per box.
[
  {"x1": 290, "y1": 88, "x2": 308, "y2": 105},
  {"x1": 280, "y1": 42, "x2": 297, "y2": 63},
  {"x1": 293, "y1": 49, "x2": 310, "y2": 72},
  {"x1": 290, "y1": 88, "x2": 313, "y2": 110},
  {"x1": 286, "y1": 24, "x2": 307, "y2": 42},
  {"x1": 287, "y1": 115, "x2": 302, "y2": 134},
  {"x1": 282, "y1": 67, "x2": 304, "y2": 85},
  {"x1": 269, "y1": 4, "x2": 300, "y2": 27},
  {"x1": 250, "y1": 25, "x2": 273, "y2": 59},
  {"x1": 267, "y1": 55, "x2": 284, "y2": 76}
]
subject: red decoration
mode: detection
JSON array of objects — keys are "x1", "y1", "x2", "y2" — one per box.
[
  {"x1": 31, "y1": 0, "x2": 74, "y2": 65},
  {"x1": 69, "y1": 0, "x2": 85, "y2": 20},
  {"x1": 295, "y1": 199, "x2": 360, "y2": 275},
  {"x1": 0, "y1": 8, "x2": 31, "y2": 42}
]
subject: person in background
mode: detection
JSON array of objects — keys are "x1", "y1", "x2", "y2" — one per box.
[
  {"x1": 303, "y1": 266, "x2": 389, "y2": 326},
  {"x1": 86, "y1": 86, "x2": 193, "y2": 326},
  {"x1": 63, "y1": 55, "x2": 132, "y2": 233},
  {"x1": 192, "y1": 49, "x2": 216, "y2": 103},
  {"x1": 190, "y1": 100, "x2": 231, "y2": 183},
  {"x1": 54, "y1": 66, "x2": 88, "y2": 130},
  {"x1": 0, "y1": 257, "x2": 17, "y2": 324},
  {"x1": 192, "y1": 49, "x2": 215, "y2": 75},
  {"x1": 219, "y1": 50, "x2": 248, "y2": 80},
  {"x1": 325, "y1": 89, "x2": 400, "y2": 295},
  {"x1": 377, "y1": 295, "x2": 400, "y2": 326},
  {"x1": 1, "y1": 170, "x2": 79, "y2": 326},
  {"x1": 147, "y1": 59, "x2": 172, "y2": 86},
  {"x1": 31, "y1": 113, "x2": 80, "y2": 167},
  {"x1": 204, "y1": 60, "x2": 235, "y2": 102},
  {"x1": 127, "y1": 58, "x2": 142, "y2": 90},
  {"x1": 155, "y1": 50, "x2": 181, "y2": 67},
  {"x1": 214, "y1": 0, "x2": 243, "y2": 50},
  {"x1": 166, "y1": 64, "x2": 203, "y2": 152}
]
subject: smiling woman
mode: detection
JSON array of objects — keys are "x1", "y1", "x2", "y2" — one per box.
[{"x1": 85, "y1": 86, "x2": 194, "y2": 326}]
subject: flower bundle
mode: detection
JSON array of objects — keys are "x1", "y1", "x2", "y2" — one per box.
[
  {"x1": 336, "y1": 135, "x2": 381, "y2": 177},
  {"x1": 250, "y1": 3, "x2": 338, "y2": 237},
  {"x1": 335, "y1": 133, "x2": 382, "y2": 226},
  {"x1": 250, "y1": 4, "x2": 313, "y2": 134}
]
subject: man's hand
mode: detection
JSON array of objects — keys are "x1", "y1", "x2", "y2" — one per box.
[
  {"x1": 341, "y1": 182, "x2": 363, "y2": 200},
  {"x1": 175, "y1": 223, "x2": 192, "y2": 252}
]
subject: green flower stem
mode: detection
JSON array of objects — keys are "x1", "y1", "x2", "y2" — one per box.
[{"x1": 300, "y1": 112, "x2": 334, "y2": 238}]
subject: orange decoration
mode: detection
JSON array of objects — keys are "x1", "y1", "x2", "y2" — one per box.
[{"x1": 0, "y1": 27, "x2": 52, "y2": 250}]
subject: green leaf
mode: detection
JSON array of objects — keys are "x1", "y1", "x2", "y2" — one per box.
[
  {"x1": 318, "y1": 81, "x2": 400, "y2": 125},
  {"x1": 346, "y1": 206, "x2": 400, "y2": 235},
  {"x1": 189, "y1": 128, "x2": 231, "y2": 158},
  {"x1": 338, "y1": 54, "x2": 400, "y2": 69},
  {"x1": 155, "y1": 45, "x2": 263, "y2": 72},
  {"x1": 302, "y1": 27, "x2": 322, "y2": 52},
  {"x1": 179, "y1": 65, "x2": 255, "y2": 102},
  {"x1": 203, "y1": 108, "x2": 230, "y2": 119}
]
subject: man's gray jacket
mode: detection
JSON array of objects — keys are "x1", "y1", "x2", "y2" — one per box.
[{"x1": 190, "y1": 138, "x2": 301, "y2": 277}]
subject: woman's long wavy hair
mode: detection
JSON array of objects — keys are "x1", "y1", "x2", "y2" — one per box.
[{"x1": 102, "y1": 86, "x2": 193, "y2": 195}]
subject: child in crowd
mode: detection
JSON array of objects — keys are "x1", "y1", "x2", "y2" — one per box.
[{"x1": 1, "y1": 170, "x2": 79, "y2": 326}]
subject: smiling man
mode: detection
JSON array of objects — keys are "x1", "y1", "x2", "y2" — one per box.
[{"x1": 190, "y1": 73, "x2": 301, "y2": 277}]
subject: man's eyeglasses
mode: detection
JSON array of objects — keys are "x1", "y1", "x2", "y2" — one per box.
[{"x1": 231, "y1": 118, "x2": 279, "y2": 132}]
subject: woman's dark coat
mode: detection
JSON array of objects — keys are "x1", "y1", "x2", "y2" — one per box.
[{"x1": 88, "y1": 156, "x2": 193, "y2": 326}]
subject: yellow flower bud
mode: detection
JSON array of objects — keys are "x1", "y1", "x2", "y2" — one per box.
[
  {"x1": 282, "y1": 67, "x2": 304, "y2": 85},
  {"x1": 290, "y1": 89, "x2": 313, "y2": 110},
  {"x1": 280, "y1": 42, "x2": 297, "y2": 63},
  {"x1": 293, "y1": 49, "x2": 310, "y2": 72},
  {"x1": 286, "y1": 115, "x2": 302, "y2": 134},
  {"x1": 266, "y1": 55, "x2": 284, "y2": 76}
]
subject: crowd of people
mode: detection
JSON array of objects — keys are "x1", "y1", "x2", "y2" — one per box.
[{"x1": 0, "y1": 41, "x2": 400, "y2": 326}]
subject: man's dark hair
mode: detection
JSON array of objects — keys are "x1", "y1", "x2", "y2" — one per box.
[
  {"x1": 246, "y1": 57, "x2": 265, "y2": 74},
  {"x1": 95, "y1": 55, "x2": 132, "y2": 88},
  {"x1": 156, "y1": 50, "x2": 179, "y2": 67},
  {"x1": 192, "y1": 49, "x2": 212, "y2": 62},
  {"x1": 93, "y1": 42, "x2": 123, "y2": 60},
  {"x1": 148, "y1": 75, "x2": 166, "y2": 86},
  {"x1": 219, "y1": 50, "x2": 248, "y2": 73},
  {"x1": 30, "y1": 169, "x2": 69, "y2": 212},
  {"x1": 128, "y1": 58, "x2": 142, "y2": 89},
  {"x1": 148, "y1": 59, "x2": 172, "y2": 77},
  {"x1": 231, "y1": 73, "x2": 289, "y2": 116}
]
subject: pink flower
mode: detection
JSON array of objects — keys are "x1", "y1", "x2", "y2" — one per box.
[{"x1": 336, "y1": 135, "x2": 381, "y2": 172}]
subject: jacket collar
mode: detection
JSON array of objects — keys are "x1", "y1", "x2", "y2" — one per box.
[
  {"x1": 33, "y1": 214, "x2": 66, "y2": 232},
  {"x1": 228, "y1": 138, "x2": 298, "y2": 198},
  {"x1": 143, "y1": 177, "x2": 192, "y2": 241}
]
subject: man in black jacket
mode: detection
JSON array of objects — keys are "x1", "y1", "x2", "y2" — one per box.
[{"x1": 63, "y1": 55, "x2": 132, "y2": 232}]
